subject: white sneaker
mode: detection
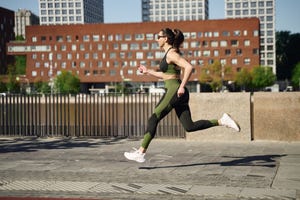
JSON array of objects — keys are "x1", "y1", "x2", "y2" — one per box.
[
  {"x1": 124, "y1": 148, "x2": 145, "y2": 163},
  {"x1": 220, "y1": 113, "x2": 240, "y2": 132}
]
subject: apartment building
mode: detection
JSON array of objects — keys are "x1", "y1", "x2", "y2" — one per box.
[
  {"x1": 39, "y1": 0, "x2": 104, "y2": 25},
  {"x1": 0, "y1": 7, "x2": 15, "y2": 74},
  {"x1": 142, "y1": 0, "x2": 208, "y2": 22},
  {"x1": 15, "y1": 9, "x2": 39, "y2": 39},
  {"x1": 7, "y1": 19, "x2": 259, "y2": 91},
  {"x1": 225, "y1": 0, "x2": 276, "y2": 73}
]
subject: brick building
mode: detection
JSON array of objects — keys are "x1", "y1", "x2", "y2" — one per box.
[
  {"x1": 0, "y1": 7, "x2": 15, "y2": 75},
  {"x1": 7, "y1": 18, "x2": 260, "y2": 92}
]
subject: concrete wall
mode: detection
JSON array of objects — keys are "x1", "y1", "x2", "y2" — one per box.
[
  {"x1": 187, "y1": 93, "x2": 251, "y2": 141},
  {"x1": 186, "y1": 92, "x2": 300, "y2": 142},
  {"x1": 252, "y1": 92, "x2": 300, "y2": 141}
]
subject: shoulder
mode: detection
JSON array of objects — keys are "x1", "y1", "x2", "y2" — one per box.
[{"x1": 167, "y1": 49, "x2": 182, "y2": 63}]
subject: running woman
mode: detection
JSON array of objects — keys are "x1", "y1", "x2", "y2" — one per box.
[{"x1": 124, "y1": 28, "x2": 240, "y2": 163}]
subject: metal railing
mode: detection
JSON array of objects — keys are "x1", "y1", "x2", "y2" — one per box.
[{"x1": 0, "y1": 93, "x2": 185, "y2": 138}]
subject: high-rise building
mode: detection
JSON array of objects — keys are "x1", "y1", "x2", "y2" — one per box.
[
  {"x1": 225, "y1": 0, "x2": 276, "y2": 73},
  {"x1": 0, "y1": 7, "x2": 15, "y2": 74},
  {"x1": 39, "y1": 0, "x2": 104, "y2": 25},
  {"x1": 142, "y1": 0, "x2": 209, "y2": 22},
  {"x1": 15, "y1": 9, "x2": 39, "y2": 39}
]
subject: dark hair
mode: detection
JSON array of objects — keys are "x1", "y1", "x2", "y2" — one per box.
[{"x1": 161, "y1": 28, "x2": 184, "y2": 53}]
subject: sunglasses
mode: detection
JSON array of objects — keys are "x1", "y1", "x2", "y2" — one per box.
[{"x1": 156, "y1": 34, "x2": 166, "y2": 40}]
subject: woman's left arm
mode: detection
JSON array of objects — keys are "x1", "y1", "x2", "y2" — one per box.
[{"x1": 168, "y1": 52, "x2": 193, "y2": 97}]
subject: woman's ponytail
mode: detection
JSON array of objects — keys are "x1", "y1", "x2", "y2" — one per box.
[{"x1": 172, "y1": 29, "x2": 184, "y2": 53}]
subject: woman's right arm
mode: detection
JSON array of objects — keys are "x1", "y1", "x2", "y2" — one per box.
[{"x1": 138, "y1": 65, "x2": 165, "y2": 79}]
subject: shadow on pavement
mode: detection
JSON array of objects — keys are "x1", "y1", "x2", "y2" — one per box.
[
  {"x1": 139, "y1": 154, "x2": 286, "y2": 170},
  {"x1": 0, "y1": 137, "x2": 126, "y2": 153}
]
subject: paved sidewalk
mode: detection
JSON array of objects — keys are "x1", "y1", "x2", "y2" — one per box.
[{"x1": 0, "y1": 137, "x2": 299, "y2": 200}]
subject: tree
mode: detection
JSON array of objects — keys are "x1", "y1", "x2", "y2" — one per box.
[
  {"x1": 291, "y1": 62, "x2": 300, "y2": 90},
  {"x1": 34, "y1": 79, "x2": 51, "y2": 94},
  {"x1": 199, "y1": 61, "x2": 233, "y2": 92},
  {"x1": 6, "y1": 64, "x2": 20, "y2": 93},
  {"x1": 251, "y1": 66, "x2": 276, "y2": 90},
  {"x1": 14, "y1": 35, "x2": 26, "y2": 75},
  {"x1": 54, "y1": 71, "x2": 80, "y2": 94},
  {"x1": 276, "y1": 31, "x2": 300, "y2": 80},
  {"x1": 0, "y1": 78, "x2": 7, "y2": 93},
  {"x1": 235, "y1": 68, "x2": 252, "y2": 91}
]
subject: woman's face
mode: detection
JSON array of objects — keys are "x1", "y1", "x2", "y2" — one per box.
[{"x1": 156, "y1": 31, "x2": 167, "y2": 48}]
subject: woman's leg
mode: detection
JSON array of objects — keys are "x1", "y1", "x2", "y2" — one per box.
[
  {"x1": 173, "y1": 88, "x2": 218, "y2": 132},
  {"x1": 175, "y1": 104, "x2": 218, "y2": 132}
]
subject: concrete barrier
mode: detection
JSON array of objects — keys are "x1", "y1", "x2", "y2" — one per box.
[
  {"x1": 252, "y1": 92, "x2": 300, "y2": 141},
  {"x1": 187, "y1": 92, "x2": 251, "y2": 141}
]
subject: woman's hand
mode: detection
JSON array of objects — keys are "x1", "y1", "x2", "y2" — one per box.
[
  {"x1": 138, "y1": 65, "x2": 148, "y2": 74},
  {"x1": 177, "y1": 86, "x2": 185, "y2": 97}
]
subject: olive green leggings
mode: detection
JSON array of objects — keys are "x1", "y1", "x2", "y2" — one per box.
[{"x1": 141, "y1": 79, "x2": 218, "y2": 149}]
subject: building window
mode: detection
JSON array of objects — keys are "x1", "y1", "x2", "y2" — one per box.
[
  {"x1": 59, "y1": 62, "x2": 65, "y2": 69},
  {"x1": 113, "y1": 43, "x2": 119, "y2": 50},
  {"x1": 32, "y1": 37, "x2": 37, "y2": 42},
  {"x1": 244, "y1": 40, "x2": 250, "y2": 46},
  {"x1": 130, "y1": 43, "x2": 139, "y2": 50},
  {"x1": 146, "y1": 52, "x2": 153, "y2": 59},
  {"x1": 266, "y1": 1, "x2": 273, "y2": 7},
  {"x1": 93, "y1": 53, "x2": 98, "y2": 59},
  {"x1": 61, "y1": 45, "x2": 66, "y2": 51},
  {"x1": 266, "y1": 16, "x2": 273, "y2": 21},
  {"x1": 203, "y1": 50, "x2": 210, "y2": 57},
  {"x1": 211, "y1": 41, "x2": 218, "y2": 47},
  {"x1": 125, "y1": 34, "x2": 131, "y2": 41},
  {"x1": 231, "y1": 40, "x2": 239, "y2": 46},
  {"x1": 32, "y1": 71, "x2": 37, "y2": 77},
  {"x1": 231, "y1": 58, "x2": 238, "y2": 65},
  {"x1": 213, "y1": 50, "x2": 219, "y2": 57},
  {"x1": 198, "y1": 60, "x2": 204, "y2": 66},
  {"x1": 135, "y1": 34, "x2": 144, "y2": 40},
  {"x1": 244, "y1": 58, "x2": 250, "y2": 65},
  {"x1": 136, "y1": 52, "x2": 143, "y2": 59},
  {"x1": 191, "y1": 41, "x2": 200, "y2": 48},
  {"x1": 146, "y1": 33, "x2": 154, "y2": 40},
  {"x1": 92, "y1": 35, "x2": 99, "y2": 42},
  {"x1": 227, "y1": 10, "x2": 233, "y2": 16},
  {"x1": 72, "y1": 45, "x2": 77, "y2": 51},
  {"x1": 243, "y1": 2, "x2": 248, "y2": 8},
  {"x1": 252, "y1": 48, "x2": 259, "y2": 55},
  {"x1": 202, "y1": 41, "x2": 208, "y2": 47},
  {"x1": 236, "y1": 49, "x2": 242, "y2": 55},
  {"x1": 225, "y1": 49, "x2": 231, "y2": 55},
  {"x1": 213, "y1": 32, "x2": 219, "y2": 37},
  {"x1": 129, "y1": 61, "x2": 137, "y2": 67},
  {"x1": 121, "y1": 44, "x2": 128, "y2": 50},
  {"x1": 235, "y1": 3, "x2": 241, "y2": 8},
  {"x1": 220, "y1": 40, "x2": 227, "y2": 47},
  {"x1": 80, "y1": 62, "x2": 85, "y2": 68},
  {"x1": 222, "y1": 31, "x2": 230, "y2": 37},
  {"x1": 80, "y1": 44, "x2": 85, "y2": 51},
  {"x1": 41, "y1": 36, "x2": 46, "y2": 42},
  {"x1": 83, "y1": 35, "x2": 90, "y2": 42},
  {"x1": 109, "y1": 52, "x2": 116, "y2": 59}
]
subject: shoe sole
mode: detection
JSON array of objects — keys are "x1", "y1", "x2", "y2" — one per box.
[{"x1": 225, "y1": 113, "x2": 241, "y2": 132}]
